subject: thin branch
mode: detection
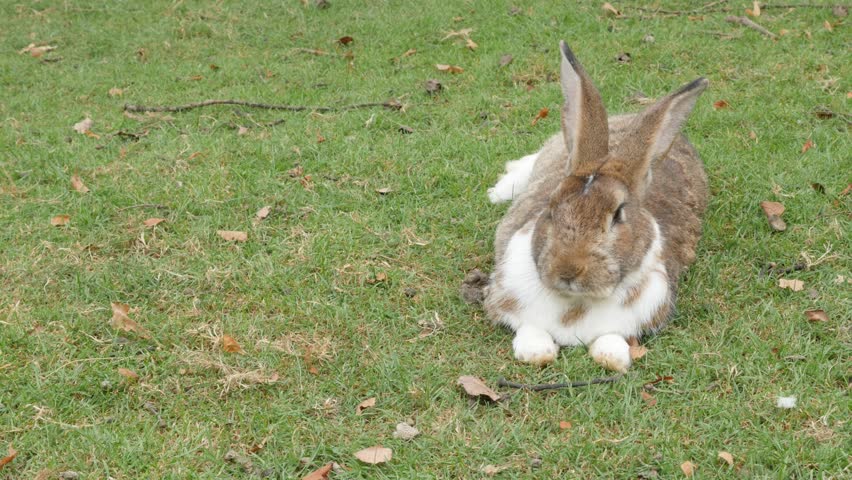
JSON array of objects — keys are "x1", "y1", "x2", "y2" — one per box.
[
  {"x1": 632, "y1": 0, "x2": 729, "y2": 15},
  {"x1": 497, "y1": 373, "x2": 623, "y2": 392},
  {"x1": 116, "y1": 203, "x2": 168, "y2": 211},
  {"x1": 124, "y1": 99, "x2": 402, "y2": 114},
  {"x1": 726, "y1": 15, "x2": 778, "y2": 38}
]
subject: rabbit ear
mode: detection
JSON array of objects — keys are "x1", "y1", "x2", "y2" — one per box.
[
  {"x1": 559, "y1": 41, "x2": 609, "y2": 174},
  {"x1": 603, "y1": 77, "x2": 709, "y2": 195}
]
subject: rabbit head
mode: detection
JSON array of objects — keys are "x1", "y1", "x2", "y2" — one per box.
[{"x1": 531, "y1": 41, "x2": 708, "y2": 299}]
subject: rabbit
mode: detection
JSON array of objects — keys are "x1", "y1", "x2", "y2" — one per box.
[{"x1": 484, "y1": 41, "x2": 709, "y2": 372}]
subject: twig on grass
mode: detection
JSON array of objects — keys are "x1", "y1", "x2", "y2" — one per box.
[
  {"x1": 725, "y1": 15, "x2": 778, "y2": 38},
  {"x1": 124, "y1": 98, "x2": 403, "y2": 114},
  {"x1": 497, "y1": 373, "x2": 623, "y2": 392},
  {"x1": 760, "y1": 262, "x2": 806, "y2": 277},
  {"x1": 633, "y1": 0, "x2": 729, "y2": 15}
]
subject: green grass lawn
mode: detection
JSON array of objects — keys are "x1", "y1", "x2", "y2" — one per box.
[{"x1": 1, "y1": 1, "x2": 849, "y2": 478}]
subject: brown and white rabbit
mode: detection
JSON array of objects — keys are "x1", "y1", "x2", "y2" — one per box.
[{"x1": 484, "y1": 41, "x2": 709, "y2": 372}]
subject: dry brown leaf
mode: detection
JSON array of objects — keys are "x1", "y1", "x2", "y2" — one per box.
[
  {"x1": 823, "y1": 20, "x2": 833, "y2": 32},
  {"x1": 222, "y1": 334, "x2": 245, "y2": 354},
  {"x1": 237, "y1": 126, "x2": 249, "y2": 136},
  {"x1": 436, "y1": 64, "x2": 464, "y2": 74},
  {"x1": 457, "y1": 375, "x2": 500, "y2": 401},
  {"x1": 256, "y1": 206, "x2": 271, "y2": 220},
  {"x1": 50, "y1": 214, "x2": 71, "y2": 226},
  {"x1": 779, "y1": 278, "x2": 804, "y2": 292},
  {"x1": 602, "y1": 2, "x2": 622, "y2": 17},
  {"x1": 745, "y1": 0, "x2": 761, "y2": 17},
  {"x1": 680, "y1": 460, "x2": 696, "y2": 477},
  {"x1": 338, "y1": 36, "x2": 354, "y2": 45},
  {"x1": 424, "y1": 79, "x2": 442, "y2": 95},
  {"x1": 804, "y1": 309, "x2": 828, "y2": 322},
  {"x1": 465, "y1": 37, "x2": 478, "y2": 50},
  {"x1": 0, "y1": 445, "x2": 17, "y2": 469},
  {"x1": 402, "y1": 48, "x2": 417, "y2": 57},
  {"x1": 718, "y1": 451, "x2": 734, "y2": 466},
  {"x1": 801, "y1": 139, "x2": 814, "y2": 153},
  {"x1": 559, "y1": 420, "x2": 572, "y2": 430},
  {"x1": 641, "y1": 390, "x2": 657, "y2": 407},
  {"x1": 70, "y1": 176, "x2": 89, "y2": 193},
  {"x1": 353, "y1": 446, "x2": 392, "y2": 464},
  {"x1": 531, "y1": 107, "x2": 549, "y2": 126},
  {"x1": 110, "y1": 302, "x2": 152, "y2": 338},
  {"x1": 841, "y1": 184, "x2": 852, "y2": 196},
  {"x1": 19, "y1": 43, "x2": 56, "y2": 57},
  {"x1": 73, "y1": 117, "x2": 94, "y2": 134},
  {"x1": 218, "y1": 230, "x2": 248, "y2": 242},
  {"x1": 375, "y1": 187, "x2": 393, "y2": 195},
  {"x1": 108, "y1": 87, "x2": 123, "y2": 97},
  {"x1": 301, "y1": 463, "x2": 333, "y2": 480},
  {"x1": 117, "y1": 367, "x2": 139, "y2": 381},
  {"x1": 143, "y1": 217, "x2": 166, "y2": 228},
  {"x1": 499, "y1": 54, "x2": 513, "y2": 67},
  {"x1": 759, "y1": 201, "x2": 784, "y2": 217},
  {"x1": 629, "y1": 345, "x2": 648, "y2": 360},
  {"x1": 442, "y1": 28, "x2": 473, "y2": 40},
  {"x1": 713, "y1": 100, "x2": 730, "y2": 110},
  {"x1": 356, "y1": 397, "x2": 376, "y2": 414}
]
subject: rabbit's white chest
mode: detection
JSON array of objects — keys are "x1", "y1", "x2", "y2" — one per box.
[{"x1": 489, "y1": 223, "x2": 669, "y2": 346}]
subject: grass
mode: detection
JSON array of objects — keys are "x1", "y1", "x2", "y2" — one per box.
[{"x1": 1, "y1": 0, "x2": 849, "y2": 478}]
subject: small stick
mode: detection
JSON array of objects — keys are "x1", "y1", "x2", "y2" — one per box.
[
  {"x1": 725, "y1": 15, "x2": 778, "y2": 39},
  {"x1": 498, "y1": 373, "x2": 623, "y2": 391},
  {"x1": 124, "y1": 99, "x2": 402, "y2": 114},
  {"x1": 117, "y1": 203, "x2": 168, "y2": 211}
]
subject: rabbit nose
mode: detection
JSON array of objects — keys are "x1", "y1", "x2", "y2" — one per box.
[{"x1": 558, "y1": 264, "x2": 587, "y2": 284}]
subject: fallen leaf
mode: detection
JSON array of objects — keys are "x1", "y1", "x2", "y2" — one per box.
[
  {"x1": 718, "y1": 451, "x2": 734, "y2": 467},
  {"x1": 338, "y1": 35, "x2": 354, "y2": 45},
  {"x1": 110, "y1": 302, "x2": 152, "y2": 338},
  {"x1": 442, "y1": 28, "x2": 473, "y2": 40},
  {"x1": 19, "y1": 43, "x2": 57, "y2": 57},
  {"x1": 108, "y1": 87, "x2": 124, "y2": 97},
  {"x1": 301, "y1": 463, "x2": 333, "y2": 480},
  {"x1": 713, "y1": 100, "x2": 730, "y2": 110},
  {"x1": 627, "y1": 91, "x2": 656, "y2": 105},
  {"x1": 559, "y1": 420, "x2": 572, "y2": 430},
  {"x1": 401, "y1": 48, "x2": 417, "y2": 57},
  {"x1": 779, "y1": 29, "x2": 791, "y2": 36},
  {"x1": 70, "y1": 175, "x2": 90, "y2": 193},
  {"x1": 237, "y1": 126, "x2": 249, "y2": 136},
  {"x1": 804, "y1": 309, "x2": 828, "y2": 322},
  {"x1": 531, "y1": 107, "x2": 549, "y2": 126},
  {"x1": 749, "y1": 131, "x2": 758, "y2": 141},
  {"x1": 841, "y1": 184, "x2": 852, "y2": 196},
  {"x1": 353, "y1": 446, "x2": 392, "y2": 465},
  {"x1": 746, "y1": 0, "x2": 761, "y2": 17},
  {"x1": 457, "y1": 375, "x2": 500, "y2": 402},
  {"x1": 117, "y1": 367, "x2": 139, "y2": 381},
  {"x1": 393, "y1": 422, "x2": 420, "y2": 440},
  {"x1": 218, "y1": 230, "x2": 248, "y2": 242},
  {"x1": 50, "y1": 214, "x2": 71, "y2": 226},
  {"x1": 823, "y1": 20, "x2": 833, "y2": 32},
  {"x1": 0, "y1": 445, "x2": 17, "y2": 469},
  {"x1": 209, "y1": 64, "x2": 220, "y2": 70},
  {"x1": 73, "y1": 117, "x2": 94, "y2": 134},
  {"x1": 499, "y1": 54, "x2": 513, "y2": 67},
  {"x1": 424, "y1": 79, "x2": 442, "y2": 95},
  {"x1": 801, "y1": 139, "x2": 814, "y2": 153},
  {"x1": 222, "y1": 334, "x2": 244, "y2": 354},
  {"x1": 602, "y1": 2, "x2": 622, "y2": 17},
  {"x1": 436, "y1": 64, "x2": 464, "y2": 74},
  {"x1": 629, "y1": 345, "x2": 648, "y2": 361},
  {"x1": 398, "y1": 125, "x2": 414, "y2": 134},
  {"x1": 778, "y1": 279, "x2": 804, "y2": 292},
  {"x1": 316, "y1": 133, "x2": 326, "y2": 143},
  {"x1": 465, "y1": 37, "x2": 478, "y2": 50},
  {"x1": 256, "y1": 206, "x2": 271, "y2": 220},
  {"x1": 641, "y1": 390, "x2": 657, "y2": 407},
  {"x1": 481, "y1": 464, "x2": 510, "y2": 476},
  {"x1": 615, "y1": 52, "x2": 632, "y2": 64},
  {"x1": 759, "y1": 201, "x2": 784, "y2": 217},
  {"x1": 375, "y1": 187, "x2": 393, "y2": 195},
  {"x1": 680, "y1": 461, "x2": 696, "y2": 477},
  {"x1": 356, "y1": 397, "x2": 376, "y2": 414},
  {"x1": 143, "y1": 217, "x2": 166, "y2": 228},
  {"x1": 643, "y1": 33, "x2": 656, "y2": 43}
]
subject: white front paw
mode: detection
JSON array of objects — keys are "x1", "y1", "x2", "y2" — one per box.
[
  {"x1": 487, "y1": 179, "x2": 515, "y2": 204},
  {"x1": 588, "y1": 334, "x2": 631, "y2": 373},
  {"x1": 512, "y1": 326, "x2": 559, "y2": 365}
]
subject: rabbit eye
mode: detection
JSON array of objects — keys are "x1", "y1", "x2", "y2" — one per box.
[{"x1": 612, "y1": 203, "x2": 626, "y2": 225}]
